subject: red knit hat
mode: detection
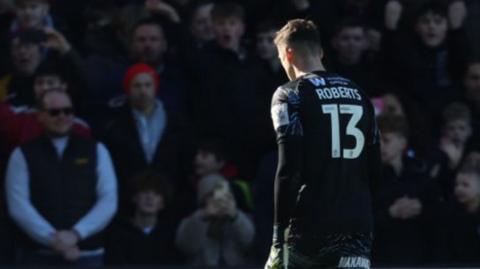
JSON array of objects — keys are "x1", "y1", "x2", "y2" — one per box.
[{"x1": 123, "y1": 63, "x2": 160, "y2": 94}]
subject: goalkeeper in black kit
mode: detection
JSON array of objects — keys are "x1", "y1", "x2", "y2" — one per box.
[{"x1": 265, "y1": 19, "x2": 381, "y2": 269}]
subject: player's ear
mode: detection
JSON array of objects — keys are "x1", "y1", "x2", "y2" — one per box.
[{"x1": 286, "y1": 47, "x2": 293, "y2": 62}]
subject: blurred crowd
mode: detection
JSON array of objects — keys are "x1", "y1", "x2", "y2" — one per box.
[{"x1": 0, "y1": 0, "x2": 479, "y2": 267}]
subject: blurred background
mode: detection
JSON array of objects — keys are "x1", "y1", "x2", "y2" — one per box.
[{"x1": 0, "y1": 0, "x2": 480, "y2": 267}]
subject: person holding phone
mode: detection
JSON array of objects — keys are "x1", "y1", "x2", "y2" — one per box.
[{"x1": 175, "y1": 174, "x2": 255, "y2": 267}]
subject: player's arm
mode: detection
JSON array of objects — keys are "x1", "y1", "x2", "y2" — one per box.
[{"x1": 270, "y1": 87, "x2": 303, "y2": 247}]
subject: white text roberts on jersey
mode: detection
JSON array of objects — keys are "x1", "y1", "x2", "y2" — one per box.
[{"x1": 315, "y1": 87, "x2": 362, "y2": 101}]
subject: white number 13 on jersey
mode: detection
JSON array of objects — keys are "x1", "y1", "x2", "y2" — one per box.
[{"x1": 322, "y1": 104, "x2": 365, "y2": 159}]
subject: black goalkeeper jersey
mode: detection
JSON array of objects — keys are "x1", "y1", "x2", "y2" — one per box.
[{"x1": 270, "y1": 71, "x2": 381, "y2": 244}]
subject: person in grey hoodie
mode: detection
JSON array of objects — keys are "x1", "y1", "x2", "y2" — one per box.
[{"x1": 175, "y1": 174, "x2": 255, "y2": 266}]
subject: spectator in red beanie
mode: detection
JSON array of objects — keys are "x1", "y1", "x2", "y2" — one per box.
[{"x1": 103, "y1": 63, "x2": 191, "y2": 218}]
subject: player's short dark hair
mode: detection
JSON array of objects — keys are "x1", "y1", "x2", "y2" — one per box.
[
  {"x1": 333, "y1": 17, "x2": 367, "y2": 36},
  {"x1": 211, "y1": 2, "x2": 245, "y2": 22},
  {"x1": 377, "y1": 114, "x2": 409, "y2": 138},
  {"x1": 413, "y1": 1, "x2": 448, "y2": 22},
  {"x1": 443, "y1": 102, "x2": 472, "y2": 124},
  {"x1": 274, "y1": 19, "x2": 322, "y2": 57},
  {"x1": 131, "y1": 170, "x2": 173, "y2": 204}
]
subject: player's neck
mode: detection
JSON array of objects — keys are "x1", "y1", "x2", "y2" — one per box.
[{"x1": 294, "y1": 61, "x2": 326, "y2": 78}]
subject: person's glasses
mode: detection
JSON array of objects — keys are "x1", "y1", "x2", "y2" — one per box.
[{"x1": 45, "y1": 107, "x2": 74, "y2": 117}]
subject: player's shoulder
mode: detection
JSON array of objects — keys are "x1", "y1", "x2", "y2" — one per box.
[
  {"x1": 324, "y1": 73, "x2": 370, "y2": 98},
  {"x1": 273, "y1": 72, "x2": 327, "y2": 97},
  {"x1": 276, "y1": 79, "x2": 301, "y2": 93},
  {"x1": 297, "y1": 71, "x2": 364, "y2": 93},
  {"x1": 319, "y1": 72, "x2": 373, "y2": 104},
  {"x1": 272, "y1": 79, "x2": 301, "y2": 104}
]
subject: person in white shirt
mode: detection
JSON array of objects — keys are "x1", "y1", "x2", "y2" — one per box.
[{"x1": 5, "y1": 89, "x2": 117, "y2": 266}]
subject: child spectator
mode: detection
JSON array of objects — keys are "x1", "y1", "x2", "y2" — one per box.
[
  {"x1": 442, "y1": 159, "x2": 480, "y2": 265},
  {"x1": 429, "y1": 102, "x2": 473, "y2": 200},
  {"x1": 372, "y1": 88, "x2": 437, "y2": 158},
  {"x1": 193, "y1": 140, "x2": 252, "y2": 213},
  {"x1": 175, "y1": 174, "x2": 255, "y2": 267},
  {"x1": 372, "y1": 114, "x2": 440, "y2": 266},
  {"x1": 105, "y1": 171, "x2": 179, "y2": 265}
]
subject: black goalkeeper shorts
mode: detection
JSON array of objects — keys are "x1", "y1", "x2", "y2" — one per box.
[{"x1": 283, "y1": 233, "x2": 372, "y2": 269}]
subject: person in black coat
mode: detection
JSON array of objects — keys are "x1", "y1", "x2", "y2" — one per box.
[
  {"x1": 433, "y1": 157, "x2": 480, "y2": 266},
  {"x1": 193, "y1": 2, "x2": 271, "y2": 178},
  {"x1": 105, "y1": 170, "x2": 180, "y2": 265},
  {"x1": 372, "y1": 114, "x2": 441, "y2": 266},
  {"x1": 382, "y1": 1, "x2": 470, "y2": 147},
  {"x1": 326, "y1": 18, "x2": 382, "y2": 96},
  {"x1": 102, "y1": 63, "x2": 192, "y2": 217},
  {"x1": 428, "y1": 102, "x2": 474, "y2": 201}
]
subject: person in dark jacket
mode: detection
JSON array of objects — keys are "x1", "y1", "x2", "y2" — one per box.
[
  {"x1": 102, "y1": 63, "x2": 191, "y2": 216},
  {"x1": 442, "y1": 157, "x2": 480, "y2": 265},
  {"x1": 428, "y1": 102, "x2": 474, "y2": 201},
  {"x1": 193, "y1": 2, "x2": 271, "y2": 178},
  {"x1": 327, "y1": 18, "x2": 382, "y2": 96},
  {"x1": 255, "y1": 20, "x2": 287, "y2": 93},
  {"x1": 83, "y1": 17, "x2": 190, "y2": 132},
  {"x1": 372, "y1": 114, "x2": 440, "y2": 266},
  {"x1": 382, "y1": 0, "x2": 470, "y2": 149},
  {"x1": 105, "y1": 170, "x2": 179, "y2": 265}
]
